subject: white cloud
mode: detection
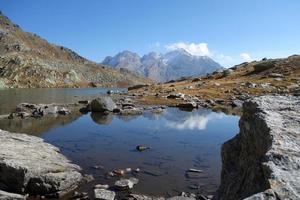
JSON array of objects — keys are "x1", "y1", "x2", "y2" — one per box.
[
  {"x1": 240, "y1": 52, "x2": 252, "y2": 61},
  {"x1": 165, "y1": 42, "x2": 210, "y2": 56}
]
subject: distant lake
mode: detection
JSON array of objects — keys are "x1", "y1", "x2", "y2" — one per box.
[{"x1": 0, "y1": 88, "x2": 239, "y2": 197}]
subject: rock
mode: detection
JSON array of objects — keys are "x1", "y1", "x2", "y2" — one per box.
[
  {"x1": 128, "y1": 84, "x2": 149, "y2": 91},
  {"x1": 91, "y1": 96, "x2": 117, "y2": 112},
  {"x1": 167, "y1": 196, "x2": 196, "y2": 200},
  {"x1": 214, "y1": 82, "x2": 220, "y2": 86},
  {"x1": 136, "y1": 145, "x2": 150, "y2": 151},
  {"x1": 12, "y1": 103, "x2": 71, "y2": 118},
  {"x1": 217, "y1": 96, "x2": 300, "y2": 200},
  {"x1": 191, "y1": 78, "x2": 201, "y2": 82},
  {"x1": 0, "y1": 129, "x2": 83, "y2": 197},
  {"x1": 107, "y1": 90, "x2": 114, "y2": 94},
  {"x1": 57, "y1": 107, "x2": 69, "y2": 115},
  {"x1": 78, "y1": 100, "x2": 89, "y2": 104},
  {"x1": 114, "y1": 177, "x2": 139, "y2": 189},
  {"x1": 253, "y1": 60, "x2": 276, "y2": 72},
  {"x1": 177, "y1": 102, "x2": 197, "y2": 109},
  {"x1": 0, "y1": 190, "x2": 26, "y2": 200},
  {"x1": 222, "y1": 69, "x2": 233, "y2": 77},
  {"x1": 231, "y1": 100, "x2": 243, "y2": 108},
  {"x1": 113, "y1": 169, "x2": 125, "y2": 176},
  {"x1": 94, "y1": 189, "x2": 115, "y2": 200},
  {"x1": 130, "y1": 194, "x2": 165, "y2": 200},
  {"x1": 187, "y1": 168, "x2": 203, "y2": 173},
  {"x1": 287, "y1": 84, "x2": 299, "y2": 90},
  {"x1": 167, "y1": 93, "x2": 185, "y2": 99},
  {"x1": 269, "y1": 73, "x2": 284, "y2": 78},
  {"x1": 72, "y1": 191, "x2": 89, "y2": 199},
  {"x1": 94, "y1": 184, "x2": 109, "y2": 189}
]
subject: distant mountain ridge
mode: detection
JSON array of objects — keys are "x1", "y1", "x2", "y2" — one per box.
[
  {"x1": 102, "y1": 49, "x2": 222, "y2": 82},
  {"x1": 0, "y1": 12, "x2": 151, "y2": 88}
]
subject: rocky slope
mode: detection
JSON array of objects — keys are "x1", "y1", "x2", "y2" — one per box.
[
  {"x1": 0, "y1": 129, "x2": 83, "y2": 198},
  {"x1": 125, "y1": 54, "x2": 300, "y2": 113},
  {"x1": 0, "y1": 12, "x2": 151, "y2": 88},
  {"x1": 102, "y1": 49, "x2": 222, "y2": 82},
  {"x1": 217, "y1": 96, "x2": 300, "y2": 200}
]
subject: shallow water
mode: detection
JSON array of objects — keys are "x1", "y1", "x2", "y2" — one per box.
[
  {"x1": 0, "y1": 88, "x2": 125, "y2": 114},
  {"x1": 0, "y1": 88, "x2": 239, "y2": 197}
]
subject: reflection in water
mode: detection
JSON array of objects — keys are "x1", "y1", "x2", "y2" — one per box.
[
  {"x1": 39, "y1": 107, "x2": 239, "y2": 196},
  {"x1": 166, "y1": 112, "x2": 224, "y2": 130},
  {"x1": 0, "y1": 111, "x2": 82, "y2": 136},
  {"x1": 91, "y1": 112, "x2": 113, "y2": 125},
  {"x1": 0, "y1": 87, "x2": 240, "y2": 197}
]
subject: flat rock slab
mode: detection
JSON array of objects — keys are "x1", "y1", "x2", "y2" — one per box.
[{"x1": 0, "y1": 129, "x2": 83, "y2": 197}]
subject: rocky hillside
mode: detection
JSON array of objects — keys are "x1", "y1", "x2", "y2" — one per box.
[
  {"x1": 0, "y1": 12, "x2": 151, "y2": 88},
  {"x1": 126, "y1": 54, "x2": 300, "y2": 112},
  {"x1": 217, "y1": 96, "x2": 300, "y2": 200},
  {"x1": 102, "y1": 49, "x2": 222, "y2": 82}
]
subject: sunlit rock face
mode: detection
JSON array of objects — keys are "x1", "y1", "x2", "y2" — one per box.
[{"x1": 217, "y1": 96, "x2": 300, "y2": 200}]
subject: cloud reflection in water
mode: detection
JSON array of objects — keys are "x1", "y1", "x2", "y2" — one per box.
[{"x1": 166, "y1": 111, "x2": 224, "y2": 130}]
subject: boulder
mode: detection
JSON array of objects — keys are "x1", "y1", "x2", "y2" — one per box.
[
  {"x1": 253, "y1": 60, "x2": 276, "y2": 72},
  {"x1": 91, "y1": 96, "x2": 117, "y2": 112},
  {"x1": 114, "y1": 177, "x2": 139, "y2": 189},
  {"x1": 94, "y1": 189, "x2": 115, "y2": 200},
  {"x1": 0, "y1": 129, "x2": 83, "y2": 197},
  {"x1": 217, "y1": 96, "x2": 300, "y2": 200},
  {"x1": 177, "y1": 102, "x2": 197, "y2": 109}
]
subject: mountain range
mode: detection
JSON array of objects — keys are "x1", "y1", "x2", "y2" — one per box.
[
  {"x1": 0, "y1": 12, "x2": 151, "y2": 88},
  {"x1": 102, "y1": 49, "x2": 222, "y2": 82}
]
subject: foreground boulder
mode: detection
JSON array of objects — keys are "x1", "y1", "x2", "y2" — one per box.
[
  {"x1": 91, "y1": 96, "x2": 117, "y2": 112},
  {"x1": 217, "y1": 96, "x2": 300, "y2": 200},
  {"x1": 0, "y1": 129, "x2": 83, "y2": 197}
]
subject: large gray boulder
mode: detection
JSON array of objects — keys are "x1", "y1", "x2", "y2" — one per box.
[
  {"x1": 91, "y1": 96, "x2": 117, "y2": 112},
  {"x1": 217, "y1": 96, "x2": 300, "y2": 200},
  {"x1": 0, "y1": 129, "x2": 83, "y2": 197}
]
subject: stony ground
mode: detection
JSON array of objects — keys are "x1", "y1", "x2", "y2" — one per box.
[{"x1": 125, "y1": 55, "x2": 300, "y2": 115}]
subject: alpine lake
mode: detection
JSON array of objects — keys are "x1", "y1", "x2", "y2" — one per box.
[{"x1": 0, "y1": 88, "x2": 239, "y2": 198}]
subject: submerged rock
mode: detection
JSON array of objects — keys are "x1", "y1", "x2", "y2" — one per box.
[
  {"x1": 91, "y1": 96, "x2": 117, "y2": 112},
  {"x1": 217, "y1": 96, "x2": 300, "y2": 200},
  {"x1": 0, "y1": 129, "x2": 83, "y2": 197},
  {"x1": 115, "y1": 177, "x2": 139, "y2": 189},
  {"x1": 136, "y1": 145, "x2": 150, "y2": 151}
]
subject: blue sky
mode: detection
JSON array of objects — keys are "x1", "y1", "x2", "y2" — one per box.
[{"x1": 1, "y1": 0, "x2": 300, "y2": 67}]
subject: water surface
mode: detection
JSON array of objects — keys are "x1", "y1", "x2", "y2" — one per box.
[{"x1": 0, "y1": 88, "x2": 239, "y2": 197}]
